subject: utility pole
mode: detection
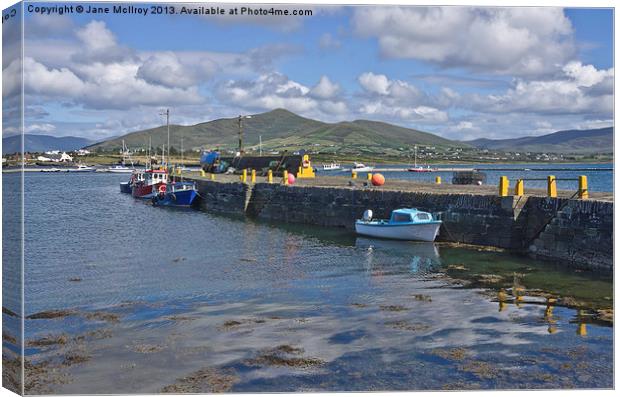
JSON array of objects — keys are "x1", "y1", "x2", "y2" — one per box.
[
  {"x1": 160, "y1": 108, "x2": 170, "y2": 166},
  {"x1": 237, "y1": 114, "x2": 252, "y2": 156}
]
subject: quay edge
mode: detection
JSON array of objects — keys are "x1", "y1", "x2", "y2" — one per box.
[{"x1": 190, "y1": 178, "x2": 613, "y2": 273}]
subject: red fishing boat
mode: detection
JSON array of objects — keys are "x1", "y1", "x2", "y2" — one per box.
[{"x1": 131, "y1": 169, "x2": 168, "y2": 198}]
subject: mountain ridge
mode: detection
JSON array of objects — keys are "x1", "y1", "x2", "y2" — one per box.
[{"x1": 465, "y1": 127, "x2": 613, "y2": 154}]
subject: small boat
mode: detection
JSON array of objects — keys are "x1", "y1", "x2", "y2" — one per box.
[
  {"x1": 107, "y1": 165, "x2": 134, "y2": 173},
  {"x1": 408, "y1": 165, "x2": 434, "y2": 172},
  {"x1": 352, "y1": 162, "x2": 374, "y2": 173},
  {"x1": 66, "y1": 164, "x2": 94, "y2": 172},
  {"x1": 322, "y1": 162, "x2": 342, "y2": 171},
  {"x1": 107, "y1": 140, "x2": 135, "y2": 173},
  {"x1": 151, "y1": 181, "x2": 198, "y2": 207},
  {"x1": 120, "y1": 181, "x2": 132, "y2": 194},
  {"x1": 355, "y1": 208, "x2": 442, "y2": 242}
]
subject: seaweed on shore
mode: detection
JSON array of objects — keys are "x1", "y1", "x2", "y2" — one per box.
[
  {"x1": 160, "y1": 367, "x2": 238, "y2": 393},
  {"x1": 244, "y1": 344, "x2": 325, "y2": 369}
]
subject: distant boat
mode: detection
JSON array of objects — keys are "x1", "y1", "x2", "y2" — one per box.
[
  {"x1": 407, "y1": 145, "x2": 435, "y2": 172},
  {"x1": 107, "y1": 165, "x2": 134, "y2": 173},
  {"x1": 355, "y1": 208, "x2": 442, "y2": 242},
  {"x1": 352, "y1": 162, "x2": 374, "y2": 172},
  {"x1": 40, "y1": 168, "x2": 60, "y2": 172},
  {"x1": 322, "y1": 162, "x2": 342, "y2": 171},
  {"x1": 151, "y1": 181, "x2": 198, "y2": 207},
  {"x1": 66, "y1": 164, "x2": 94, "y2": 172},
  {"x1": 408, "y1": 165, "x2": 434, "y2": 173},
  {"x1": 107, "y1": 140, "x2": 135, "y2": 173}
]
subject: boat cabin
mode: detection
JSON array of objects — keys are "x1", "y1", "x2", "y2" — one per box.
[
  {"x1": 389, "y1": 209, "x2": 433, "y2": 223},
  {"x1": 145, "y1": 169, "x2": 168, "y2": 184}
]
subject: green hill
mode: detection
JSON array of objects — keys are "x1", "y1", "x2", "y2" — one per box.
[
  {"x1": 87, "y1": 109, "x2": 466, "y2": 153},
  {"x1": 466, "y1": 127, "x2": 613, "y2": 154}
]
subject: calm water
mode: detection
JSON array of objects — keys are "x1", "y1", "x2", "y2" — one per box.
[
  {"x1": 2, "y1": 172, "x2": 613, "y2": 393},
  {"x1": 320, "y1": 163, "x2": 613, "y2": 192}
]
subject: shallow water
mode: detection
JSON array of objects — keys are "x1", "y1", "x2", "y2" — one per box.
[{"x1": 2, "y1": 172, "x2": 613, "y2": 393}]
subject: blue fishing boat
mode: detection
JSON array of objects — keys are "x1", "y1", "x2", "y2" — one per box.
[
  {"x1": 151, "y1": 181, "x2": 198, "y2": 207},
  {"x1": 355, "y1": 208, "x2": 442, "y2": 242}
]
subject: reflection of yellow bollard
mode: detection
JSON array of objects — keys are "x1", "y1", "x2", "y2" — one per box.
[
  {"x1": 176, "y1": 168, "x2": 181, "y2": 175},
  {"x1": 498, "y1": 289, "x2": 507, "y2": 312},
  {"x1": 201, "y1": 170, "x2": 206, "y2": 177},
  {"x1": 298, "y1": 166, "x2": 302, "y2": 178},
  {"x1": 578, "y1": 175, "x2": 588, "y2": 199},
  {"x1": 251, "y1": 169, "x2": 256, "y2": 184},
  {"x1": 499, "y1": 176, "x2": 509, "y2": 197},
  {"x1": 515, "y1": 179, "x2": 524, "y2": 196},
  {"x1": 547, "y1": 175, "x2": 557, "y2": 198},
  {"x1": 577, "y1": 309, "x2": 587, "y2": 336},
  {"x1": 577, "y1": 323, "x2": 587, "y2": 336},
  {"x1": 352, "y1": 171, "x2": 357, "y2": 179},
  {"x1": 435, "y1": 176, "x2": 441, "y2": 184},
  {"x1": 367, "y1": 172, "x2": 372, "y2": 181},
  {"x1": 268, "y1": 170, "x2": 273, "y2": 183},
  {"x1": 210, "y1": 173, "x2": 215, "y2": 181},
  {"x1": 283, "y1": 170, "x2": 289, "y2": 185}
]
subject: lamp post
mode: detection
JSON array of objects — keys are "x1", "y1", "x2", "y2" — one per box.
[{"x1": 238, "y1": 114, "x2": 252, "y2": 156}]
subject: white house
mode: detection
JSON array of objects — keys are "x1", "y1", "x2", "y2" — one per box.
[
  {"x1": 37, "y1": 152, "x2": 73, "y2": 162},
  {"x1": 76, "y1": 149, "x2": 91, "y2": 156}
]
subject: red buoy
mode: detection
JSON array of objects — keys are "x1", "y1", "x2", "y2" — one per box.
[
  {"x1": 288, "y1": 173, "x2": 296, "y2": 185},
  {"x1": 371, "y1": 173, "x2": 385, "y2": 186}
]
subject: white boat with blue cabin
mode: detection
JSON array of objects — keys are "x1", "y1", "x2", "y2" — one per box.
[{"x1": 355, "y1": 208, "x2": 442, "y2": 242}]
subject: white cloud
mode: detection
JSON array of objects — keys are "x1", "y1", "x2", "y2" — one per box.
[
  {"x1": 216, "y1": 73, "x2": 348, "y2": 118},
  {"x1": 352, "y1": 7, "x2": 575, "y2": 76},
  {"x1": 24, "y1": 123, "x2": 56, "y2": 134},
  {"x1": 319, "y1": 33, "x2": 341, "y2": 50},
  {"x1": 467, "y1": 62, "x2": 613, "y2": 117},
  {"x1": 136, "y1": 52, "x2": 215, "y2": 89},
  {"x1": 358, "y1": 72, "x2": 391, "y2": 95},
  {"x1": 310, "y1": 76, "x2": 340, "y2": 99}
]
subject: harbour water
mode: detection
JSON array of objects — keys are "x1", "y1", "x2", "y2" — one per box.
[
  {"x1": 321, "y1": 163, "x2": 613, "y2": 192},
  {"x1": 2, "y1": 171, "x2": 614, "y2": 393}
]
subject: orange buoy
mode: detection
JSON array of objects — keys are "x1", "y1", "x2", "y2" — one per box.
[
  {"x1": 287, "y1": 173, "x2": 296, "y2": 185},
  {"x1": 371, "y1": 173, "x2": 385, "y2": 186}
]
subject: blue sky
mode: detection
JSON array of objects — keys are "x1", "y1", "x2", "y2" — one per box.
[{"x1": 2, "y1": 2, "x2": 614, "y2": 143}]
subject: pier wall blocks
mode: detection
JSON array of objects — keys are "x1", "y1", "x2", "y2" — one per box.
[
  {"x1": 193, "y1": 179, "x2": 612, "y2": 271},
  {"x1": 194, "y1": 180, "x2": 250, "y2": 215},
  {"x1": 247, "y1": 184, "x2": 521, "y2": 249},
  {"x1": 524, "y1": 197, "x2": 613, "y2": 272}
]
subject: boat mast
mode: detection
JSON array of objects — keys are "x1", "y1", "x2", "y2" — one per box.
[
  {"x1": 259, "y1": 135, "x2": 262, "y2": 156},
  {"x1": 414, "y1": 145, "x2": 417, "y2": 168}
]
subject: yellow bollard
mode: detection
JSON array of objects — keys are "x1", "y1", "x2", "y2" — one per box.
[
  {"x1": 176, "y1": 168, "x2": 181, "y2": 175},
  {"x1": 578, "y1": 175, "x2": 588, "y2": 199},
  {"x1": 201, "y1": 169, "x2": 206, "y2": 177},
  {"x1": 298, "y1": 166, "x2": 302, "y2": 178},
  {"x1": 499, "y1": 176, "x2": 509, "y2": 197},
  {"x1": 435, "y1": 176, "x2": 441, "y2": 184},
  {"x1": 515, "y1": 179, "x2": 524, "y2": 196},
  {"x1": 351, "y1": 171, "x2": 357, "y2": 179},
  {"x1": 283, "y1": 170, "x2": 289, "y2": 185},
  {"x1": 210, "y1": 173, "x2": 215, "y2": 181},
  {"x1": 547, "y1": 175, "x2": 557, "y2": 198},
  {"x1": 241, "y1": 169, "x2": 247, "y2": 183},
  {"x1": 268, "y1": 170, "x2": 273, "y2": 183},
  {"x1": 251, "y1": 169, "x2": 256, "y2": 184},
  {"x1": 367, "y1": 172, "x2": 372, "y2": 181}
]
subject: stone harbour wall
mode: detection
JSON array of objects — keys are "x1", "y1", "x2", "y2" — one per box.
[{"x1": 192, "y1": 180, "x2": 613, "y2": 272}]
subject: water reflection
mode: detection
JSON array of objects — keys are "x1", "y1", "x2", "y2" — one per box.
[{"x1": 355, "y1": 238, "x2": 442, "y2": 275}]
